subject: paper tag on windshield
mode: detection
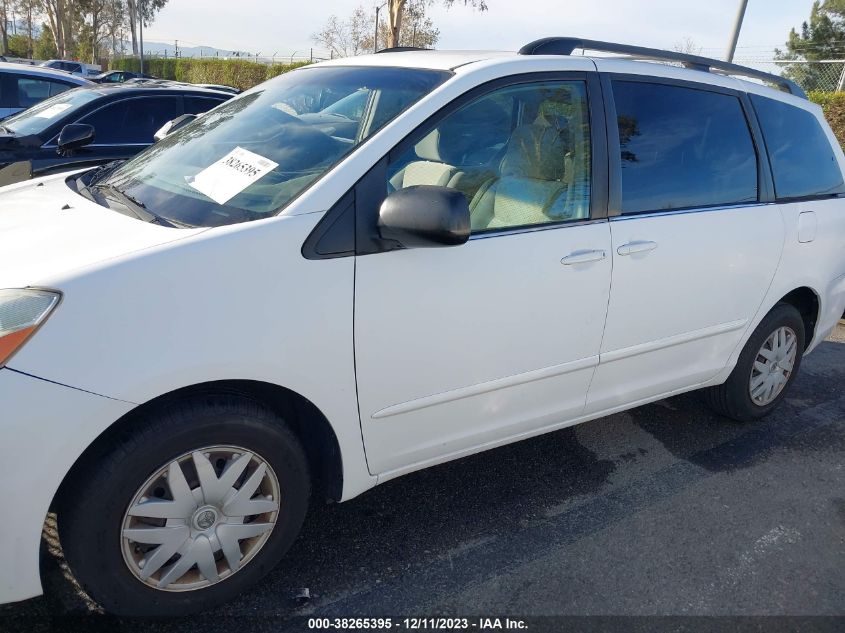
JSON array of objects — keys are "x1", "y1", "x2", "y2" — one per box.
[
  {"x1": 187, "y1": 147, "x2": 278, "y2": 205},
  {"x1": 34, "y1": 103, "x2": 72, "y2": 119}
]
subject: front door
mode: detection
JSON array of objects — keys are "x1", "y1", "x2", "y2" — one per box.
[{"x1": 354, "y1": 75, "x2": 613, "y2": 475}]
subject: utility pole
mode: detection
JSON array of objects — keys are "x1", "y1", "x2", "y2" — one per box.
[
  {"x1": 725, "y1": 0, "x2": 749, "y2": 62},
  {"x1": 175, "y1": 39, "x2": 178, "y2": 58},
  {"x1": 139, "y1": 0, "x2": 145, "y2": 74},
  {"x1": 374, "y1": 3, "x2": 387, "y2": 53}
]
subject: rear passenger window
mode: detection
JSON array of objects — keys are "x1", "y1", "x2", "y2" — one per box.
[
  {"x1": 15, "y1": 77, "x2": 72, "y2": 108},
  {"x1": 751, "y1": 95, "x2": 845, "y2": 200},
  {"x1": 184, "y1": 96, "x2": 226, "y2": 115},
  {"x1": 79, "y1": 97, "x2": 183, "y2": 144},
  {"x1": 613, "y1": 81, "x2": 758, "y2": 214},
  {"x1": 387, "y1": 80, "x2": 591, "y2": 233}
]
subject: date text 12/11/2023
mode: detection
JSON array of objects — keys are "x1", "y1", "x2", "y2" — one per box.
[{"x1": 307, "y1": 617, "x2": 529, "y2": 630}]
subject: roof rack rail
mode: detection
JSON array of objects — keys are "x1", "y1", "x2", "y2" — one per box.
[
  {"x1": 519, "y1": 37, "x2": 807, "y2": 99},
  {"x1": 375, "y1": 46, "x2": 430, "y2": 54}
]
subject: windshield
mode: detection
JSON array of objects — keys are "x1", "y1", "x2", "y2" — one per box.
[
  {"x1": 322, "y1": 89, "x2": 369, "y2": 119},
  {"x1": 3, "y1": 88, "x2": 101, "y2": 136},
  {"x1": 99, "y1": 66, "x2": 450, "y2": 227}
]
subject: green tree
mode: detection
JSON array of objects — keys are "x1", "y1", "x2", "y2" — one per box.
[
  {"x1": 34, "y1": 24, "x2": 59, "y2": 59},
  {"x1": 126, "y1": 0, "x2": 168, "y2": 55},
  {"x1": 5, "y1": 34, "x2": 31, "y2": 57},
  {"x1": 778, "y1": 1, "x2": 845, "y2": 91},
  {"x1": 0, "y1": 0, "x2": 10, "y2": 54},
  {"x1": 14, "y1": 0, "x2": 39, "y2": 58}
]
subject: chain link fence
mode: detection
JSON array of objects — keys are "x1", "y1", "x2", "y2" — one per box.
[
  {"x1": 734, "y1": 59, "x2": 845, "y2": 93},
  {"x1": 130, "y1": 49, "x2": 334, "y2": 65}
]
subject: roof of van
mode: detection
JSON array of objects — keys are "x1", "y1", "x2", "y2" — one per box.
[{"x1": 314, "y1": 46, "x2": 806, "y2": 104}]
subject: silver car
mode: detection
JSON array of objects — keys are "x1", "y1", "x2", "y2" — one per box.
[{"x1": 0, "y1": 62, "x2": 92, "y2": 119}]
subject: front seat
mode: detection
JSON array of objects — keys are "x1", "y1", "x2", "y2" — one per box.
[
  {"x1": 389, "y1": 128, "x2": 461, "y2": 190},
  {"x1": 469, "y1": 120, "x2": 570, "y2": 231},
  {"x1": 389, "y1": 97, "x2": 512, "y2": 194}
]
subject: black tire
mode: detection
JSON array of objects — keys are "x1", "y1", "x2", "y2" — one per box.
[
  {"x1": 58, "y1": 394, "x2": 310, "y2": 617},
  {"x1": 704, "y1": 303, "x2": 805, "y2": 422}
]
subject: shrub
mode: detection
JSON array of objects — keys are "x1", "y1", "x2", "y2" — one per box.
[
  {"x1": 809, "y1": 91, "x2": 845, "y2": 150},
  {"x1": 110, "y1": 57, "x2": 309, "y2": 91}
]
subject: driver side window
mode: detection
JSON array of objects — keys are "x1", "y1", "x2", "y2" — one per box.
[{"x1": 387, "y1": 80, "x2": 591, "y2": 233}]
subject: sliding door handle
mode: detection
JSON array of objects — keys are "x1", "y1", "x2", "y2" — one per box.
[
  {"x1": 561, "y1": 249, "x2": 607, "y2": 265},
  {"x1": 617, "y1": 240, "x2": 658, "y2": 256}
]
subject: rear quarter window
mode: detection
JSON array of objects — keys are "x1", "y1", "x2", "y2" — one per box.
[
  {"x1": 751, "y1": 95, "x2": 845, "y2": 200},
  {"x1": 184, "y1": 96, "x2": 228, "y2": 114}
]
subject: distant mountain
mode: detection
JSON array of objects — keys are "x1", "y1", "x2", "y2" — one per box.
[{"x1": 139, "y1": 41, "x2": 247, "y2": 59}]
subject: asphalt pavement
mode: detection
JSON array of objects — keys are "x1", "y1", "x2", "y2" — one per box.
[{"x1": 2, "y1": 323, "x2": 844, "y2": 632}]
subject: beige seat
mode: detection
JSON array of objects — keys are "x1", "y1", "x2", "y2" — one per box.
[
  {"x1": 389, "y1": 97, "x2": 512, "y2": 196},
  {"x1": 469, "y1": 120, "x2": 571, "y2": 231},
  {"x1": 389, "y1": 129, "x2": 462, "y2": 190}
]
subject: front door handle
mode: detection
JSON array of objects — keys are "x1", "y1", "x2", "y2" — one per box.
[
  {"x1": 617, "y1": 240, "x2": 658, "y2": 256},
  {"x1": 561, "y1": 249, "x2": 607, "y2": 265}
]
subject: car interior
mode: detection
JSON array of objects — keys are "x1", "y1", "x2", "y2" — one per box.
[{"x1": 387, "y1": 82, "x2": 592, "y2": 232}]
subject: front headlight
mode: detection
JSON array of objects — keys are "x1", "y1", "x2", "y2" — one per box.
[{"x1": 0, "y1": 289, "x2": 61, "y2": 367}]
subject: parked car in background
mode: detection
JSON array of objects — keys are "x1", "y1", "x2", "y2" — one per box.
[
  {"x1": 0, "y1": 40, "x2": 843, "y2": 617},
  {"x1": 0, "y1": 83, "x2": 231, "y2": 183},
  {"x1": 0, "y1": 62, "x2": 92, "y2": 119},
  {"x1": 39, "y1": 59, "x2": 100, "y2": 78},
  {"x1": 124, "y1": 77, "x2": 166, "y2": 85},
  {"x1": 91, "y1": 70, "x2": 156, "y2": 84}
]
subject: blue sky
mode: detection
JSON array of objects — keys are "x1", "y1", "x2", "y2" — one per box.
[{"x1": 144, "y1": 0, "x2": 816, "y2": 60}]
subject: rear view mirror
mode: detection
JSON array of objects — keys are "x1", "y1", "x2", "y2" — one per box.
[
  {"x1": 378, "y1": 185, "x2": 470, "y2": 248},
  {"x1": 57, "y1": 124, "x2": 95, "y2": 155},
  {"x1": 154, "y1": 113, "x2": 197, "y2": 142}
]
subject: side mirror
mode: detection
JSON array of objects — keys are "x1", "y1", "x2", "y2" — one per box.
[
  {"x1": 57, "y1": 123, "x2": 95, "y2": 155},
  {"x1": 378, "y1": 185, "x2": 470, "y2": 248},
  {"x1": 153, "y1": 113, "x2": 197, "y2": 142}
]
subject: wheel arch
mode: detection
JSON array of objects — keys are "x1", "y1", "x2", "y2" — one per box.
[
  {"x1": 52, "y1": 379, "x2": 345, "y2": 514},
  {"x1": 777, "y1": 286, "x2": 821, "y2": 349}
]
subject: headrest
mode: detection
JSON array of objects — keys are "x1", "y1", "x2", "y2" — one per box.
[
  {"x1": 500, "y1": 124, "x2": 567, "y2": 181},
  {"x1": 414, "y1": 97, "x2": 511, "y2": 165},
  {"x1": 414, "y1": 128, "x2": 446, "y2": 162}
]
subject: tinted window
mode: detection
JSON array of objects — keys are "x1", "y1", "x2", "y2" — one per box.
[
  {"x1": 79, "y1": 97, "x2": 183, "y2": 144},
  {"x1": 388, "y1": 80, "x2": 591, "y2": 232},
  {"x1": 183, "y1": 96, "x2": 227, "y2": 115},
  {"x1": 14, "y1": 76, "x2": 73, "y2": 108},
  {"x1": 613, "y1": 81, "x2": 758, "y2": 214},
  {"x1": 751, "y1": 95, "x2": 845, "y2": 199}
]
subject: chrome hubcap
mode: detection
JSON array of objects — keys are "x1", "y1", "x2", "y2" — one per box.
[
  {"x1": 121, "y1": 446, "x2": 280, "y2": 592},
  {"x1": 749, "y1": 326, "x2": 798, "y2": 406}
]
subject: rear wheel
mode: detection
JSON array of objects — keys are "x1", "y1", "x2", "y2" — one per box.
[
  {"x1": 58, "y1": 395, "x2": 310, "y2": 617},
  {"x1": 705, "y1": 303, "x2": 805, "y2": 421}
]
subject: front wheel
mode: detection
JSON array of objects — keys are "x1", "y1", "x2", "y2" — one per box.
[
  {"x1": 705, "y1": 303, "x2": 805, "y2": 422},
  {"x1": 58, "y1": 395, "x2": 310, "y2": 617}
]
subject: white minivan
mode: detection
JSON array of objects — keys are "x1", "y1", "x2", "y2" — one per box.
[{"x1": 1, "y1": 39, "x2": 844, "y2": 616}]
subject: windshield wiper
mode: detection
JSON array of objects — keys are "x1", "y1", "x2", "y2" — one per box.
[{"x1": 92, "y1": 183, "x2": 177, "y2": 226}]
